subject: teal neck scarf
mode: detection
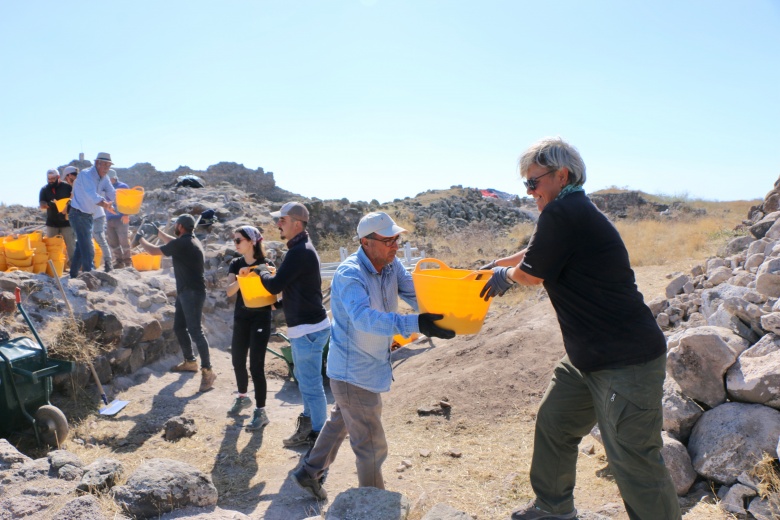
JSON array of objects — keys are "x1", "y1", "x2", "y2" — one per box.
[{"x1": 556, "y1": 184, "x2": 584, "y2": 200}]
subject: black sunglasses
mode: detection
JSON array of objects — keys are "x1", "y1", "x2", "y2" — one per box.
[
  {"x1": 523, "y1": 169, "x2": 557, "y2": 191},
  {"x1": 233, "y1": 237, "x2": 245, "y2": 244},
  {"x1": 366, "y1": 235, "x2": 401, "y2": 246}
]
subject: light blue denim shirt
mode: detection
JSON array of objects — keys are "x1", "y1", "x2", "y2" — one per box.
[
  {"x1": 70, "y1": 166, "x2": 108, "y2": 214},
  {"x1": 91, "y1": 175, "x2": 116, "y2": 218},
  {"x1": 326, "y1": 246, "x2": 420, "y2": 393}
]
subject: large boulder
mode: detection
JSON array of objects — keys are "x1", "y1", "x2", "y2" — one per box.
[
  {"x1": 112, "y1": 458, "x2": 217, "y2": 519},
  {"x1": 662, "y1": 378, "x2": 703, "y2": 442},
  {"x1": 661, "y1": 432, "x2": 696, "y2": 496},
  {"x1": 688, "y1": 402, "x2": 780, "y2": 485},
  {"x1": 52, "y1": 495, "x2": 107, "y2": 520},
  {"x1": 756, "y1": 257, "x2": 780, "y2": 298},
  {"x1": 666, "y1": 327, "x2": 747, "y2": 408},
  {"x1": 0, "y1": 439, "x2": 33, "y2": 470},
  {"x1": 325, "y1": 487, "x2": 411, "y2": 520},
  {"x1": 77, "y1": 458, "x2": 124, "y2": 493},
  {"x1": 726, "y1": 334, "x2": 780, "y2": 408}
]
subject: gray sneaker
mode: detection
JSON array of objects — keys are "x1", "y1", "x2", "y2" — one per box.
[
  {"x1": 510, "y1": 500, "x2": 576, "y2": 520},
  {"x1": 283, "y1": 414, "x2": 312, "y2": 447},
  {"x1": 228, "y1": 396, "x2": 252, "y2": 415},
  {"x1": 291, "y1": 466, "x2": 328, "y2": 501},
  {"x1": 246, "y1": 408, "x2": 270, "y2": 431}
]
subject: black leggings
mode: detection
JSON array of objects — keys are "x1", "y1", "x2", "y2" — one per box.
[{"x1": 231, "y1": 310, "x2": 272, "y2": 407}]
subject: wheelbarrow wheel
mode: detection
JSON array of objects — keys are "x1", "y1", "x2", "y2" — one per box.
[{"x1": 35, "y1": 405, "x2": 69, "y2": 448}]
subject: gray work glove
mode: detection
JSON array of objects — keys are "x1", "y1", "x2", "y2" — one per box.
[
  {"x1": 480, "y1": 266, "x2": 514, "y2": 301},
  {"x1": 253, "y1": 264, "x2": 270, "y2": 276},
  {"x1": 479, "y1": 260, "x2": 497, "y2": 271},
  {"x1": 418, "y1": 313, "x2": 455, "y2": 339}
]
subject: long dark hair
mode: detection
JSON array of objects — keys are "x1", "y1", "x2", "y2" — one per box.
[{"x1": 235, "y1": 227, "x2": 266, "y2": 264}]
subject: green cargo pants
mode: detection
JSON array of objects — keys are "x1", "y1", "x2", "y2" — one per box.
[{"x1": 529, "y1": 354, "x2": 681, "y2": 520}]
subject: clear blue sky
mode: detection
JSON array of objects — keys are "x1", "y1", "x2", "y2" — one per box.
[{"x1": 2, "y1": 1, "x2": 778, "y2": 207}]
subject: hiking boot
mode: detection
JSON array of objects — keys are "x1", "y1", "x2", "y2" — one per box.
[
  {"x1": 198, "y1": 368, "x2": 216, "y2": 392},
  {"x1": 306, "y1": 430, "x2": 319, "y2": 446},
  {"x1": 510, "y1": 500, "x2": 577, "y2": 520},
  {"x1": 291, "y1": 466, "x2": 328, "y2": 501},
  {"x1": 104, "y1": 260, "x2": 113, "y2": 272},
  {"x1": 228, "y1": 396, "x2": 252, "y2": 415},
  {"x1": 171, "y1": 359, "x2": 198, "y2": 372},
  {"x1": 283, "y1": 414, "x2": 312, "y2": 447},
  {"x1": 246, "y1": 408, "x2": 270, "y2": 431}
]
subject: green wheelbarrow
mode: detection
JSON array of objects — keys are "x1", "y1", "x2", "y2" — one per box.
[
  {"x1": 267, "y1": 332, "x2": 328, "y2": 383},
  {"x1": 0, "y1": 288, "x2": 74, "y2": 447}
]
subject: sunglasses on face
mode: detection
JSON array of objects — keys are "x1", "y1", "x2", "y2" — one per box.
[
  {"x1": 523, "y1": 168, "x2": 557, "y2": 191},
  {"x1": 366, "y1": 235, "x2": 401, "y2": 246},
  {"x1": 233, "y1": 237, "x2": 246, "y2": 244}
]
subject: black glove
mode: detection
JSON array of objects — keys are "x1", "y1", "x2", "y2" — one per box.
[
  {"x1": 418, "y1": 313, "x2": 455, "y2": 339},
  {"x1": 479, "y1": 260, "x2": 497, "y2": 271},
  {"x1": 479, "y1": 266, "x2": 515, "y2": 301},
  {"x1": 132, "y1": 228, "x2": 145, "y2": 246},
  {"x1": 48, "y1": 200, "x2": 57, "y2": 209},
  {"x1": 253, "y1": 264, "x2": 270, "y2": 276}
]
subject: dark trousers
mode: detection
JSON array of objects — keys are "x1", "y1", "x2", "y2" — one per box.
[
  {"x1": 68, "y1": 208, "x2": 94, "y2": 278},
  {"x1": 231, "y1": 310, "x2": 271, "y2": 407},
  {"x1": 530, "y1": 354, "x2": 681, "y2": 520},
  {"x1": 173, "y1": 290, "x2": 211, "y2": 369}
]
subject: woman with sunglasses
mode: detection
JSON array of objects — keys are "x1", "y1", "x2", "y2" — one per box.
[
  {"x1": 225, "y1": 226, "x2": 273, "y2": 431},
  {"x1": 480, "y1": 137, "x2": 680, "y2": 520}
]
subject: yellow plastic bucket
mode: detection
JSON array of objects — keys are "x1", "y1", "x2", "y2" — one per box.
[
  {"x1": 4, "y1": 236, "x2": 30, "y2": 254},
  {"x1": 6, "y1": 252, "x2": 33, "y2": 266},
  {"x1": 47, "y1": 258, "x2": 65, "y2": 277},
  {"x1": 392, "y1": 333, "x2": 420, "y2": 347},
  {"x1": 412, "y1": 258, "x2": 493, "y2": 335},
  {"x1": 131, "y1": 253, "x2": 162, "y2": 271},
  {"x1": 33, "y1": 262, "x2": 47, "y2": 274},
  {"x1": 237, "y1": 272, "x2": 276, "y2": 308},
  {"x1": 55, "y1": 198, "x2": 70, "y2": 213},
  {"x1": 5, "y1": 248, "x2": 33, "y2": 261},
  {"x1": 93, "y1": 239, "x2": 102, "y2": 267},
  {"x1": 44, "y1": 235, "x2": 65, "y2": 247},
  {"x1": 115, "y1": 186, "x2": 145, "y2": 214}
]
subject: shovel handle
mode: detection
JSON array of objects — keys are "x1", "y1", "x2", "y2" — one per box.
[{"x1": 15, "y1": 287, "x2": 20, "y2": 304}]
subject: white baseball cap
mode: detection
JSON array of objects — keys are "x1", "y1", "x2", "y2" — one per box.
[{"x1": 357, "y1": 212, "x2": 407, "y2": 239}]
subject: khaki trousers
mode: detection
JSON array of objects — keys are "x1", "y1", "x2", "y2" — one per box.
[
  {"x1": 302, "y1": 379, "x2": 387, "y2": 489},
  {"x1": 530, "y1": 354, "x2": 681, "y2": 520}
]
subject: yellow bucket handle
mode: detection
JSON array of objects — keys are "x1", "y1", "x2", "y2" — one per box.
[
  {"x1": 132, "y1": 186, "x2": 144, "y2": 192},
  {"x1": 414, "y1": 258, "x2": 489, "y2": 281}
]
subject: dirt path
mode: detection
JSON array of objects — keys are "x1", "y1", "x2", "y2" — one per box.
[{"x1": 61, "y1": 261, "x2": 725, "y2": 520}]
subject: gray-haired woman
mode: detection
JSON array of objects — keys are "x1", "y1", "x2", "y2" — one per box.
[{"x1": 481, "y1": 137, "x2": 680, "y2": 520}]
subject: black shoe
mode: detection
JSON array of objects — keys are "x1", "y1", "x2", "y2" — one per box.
[
  {"x1": 291, "y1": 466, "x2": 327, "y2": 501},
  {"x1": 104, "y1": 261, "x2": 113, "y2": 272}
]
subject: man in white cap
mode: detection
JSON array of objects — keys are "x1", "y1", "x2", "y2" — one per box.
[
  {"x1": 291, "y1": 212, "x2": 454, "y2": 501},
  {"x1": 105, "y1": 170, "x2": 132, "y2": 268},
  {"x1": 62, "y1": 165, "x2": 79, "y2": 186},
  {"x1": 38, "y1": 168, "x2": 75, "y2": 262},
  {"x1": 244, "y1": 201, "x2": 331, "y2": 447},
  {"x1": 69, "y1": 152, "x2": 116, "y2": 278}
]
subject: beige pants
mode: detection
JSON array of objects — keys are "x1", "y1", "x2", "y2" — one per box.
[{"x1": 302, "y1": 379, "x2": 387, "y2": 489}]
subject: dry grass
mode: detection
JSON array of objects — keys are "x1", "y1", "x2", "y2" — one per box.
[
  {"x1": 750, "y1": 453, "x2": 780, "y2": 511},
  {"x1": 39, "y1": 319, "x2": 100, "y2": 367},
  {"x1": 615, "y1": 216, "x2": 742, "y2": 267}
]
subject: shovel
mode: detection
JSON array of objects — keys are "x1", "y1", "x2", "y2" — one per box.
[{"x1": 48, "y1": 260, "x2": 130, "y2": 416}]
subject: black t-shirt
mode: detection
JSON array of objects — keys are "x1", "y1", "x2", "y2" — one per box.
[
  {"x1": 520, "y1": 191, "x2": 666, "y2": 372},
  {"x1": 39, "y1": 181, "x2": 72, "y2": 228},
  {"x1": 229, "y1": 256, "x2": 272, "y2": 317},
  {"x1": 159, "y1": 233, "x2": 206, "y2": 294}
]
